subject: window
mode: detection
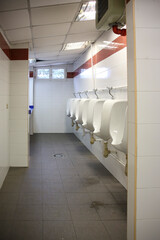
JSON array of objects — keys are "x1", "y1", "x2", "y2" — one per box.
[
  {"x1": 52, "y1": 69, "x2": 65, "y2": 79},
  {"x1": 37, "y1": 68, "x2": 50, "y2": 79}
]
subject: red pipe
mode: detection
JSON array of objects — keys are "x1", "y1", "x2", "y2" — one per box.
[{"x1": 112, "y1": 25, "x2": 126, "y2": 36}]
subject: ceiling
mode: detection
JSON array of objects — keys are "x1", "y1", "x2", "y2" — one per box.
[{"x1": 0, "y1": 0, "x2": 103, "y2": 65}]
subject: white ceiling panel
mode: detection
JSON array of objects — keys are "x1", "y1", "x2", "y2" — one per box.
[
  {"x1": 5, "y1": 28, "x2": 32, "y2": 42},
  {"x1": 0, "y1": 10, "x2": 30, "y2": 30},
  {"x1": 34, "y1": 45, "x2": 62, "y2": 53},
  {"x1": 65, "y1": 32, "x2": 100, "y2": 43},
  {"x1": 33, "y1": 23, "x2": 70, "y2": 38},
  {"x1": 34, "y1": 35, "x2": 65, "y2": 47},
  {"x1": 35, "y1": 51, "x2": 59, "y2": 58},
  {"x1": 30, "y1": 0, "x2": 81, "y2": 8},
  {"x1": 69, "y1": 20, "x2": 98, "y2": 34},
  {"x1": 59, "y1": 49, "x2": 84, "y2": 55},
  {"x1": 0, "y1": 0, "x2": 27, "y2": 11},
  {"x1": 31, "y1": 4, "x2": 79, "y2": 26}
]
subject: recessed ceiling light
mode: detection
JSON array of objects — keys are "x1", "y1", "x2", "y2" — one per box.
[
  {"x1": 75, "y1": 1, "x2": 96, "y2": 21},
  {"x1": 63, "y1": 41, "x2": 89, "y2": 51}
]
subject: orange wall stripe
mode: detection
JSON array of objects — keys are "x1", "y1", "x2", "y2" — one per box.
[
  {"x1": 0, "y1": 32, "x2": 28, "y2": 60},
  {"x1": 72, "y1": 35, "x2": 126, "y2": 78}
]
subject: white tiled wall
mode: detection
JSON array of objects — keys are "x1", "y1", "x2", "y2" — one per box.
[
  {"x1": 127, "y1": 0, "x2": 160, "y2": 239},
  {"x1": 9, "y1": 60, "x2": 29, "y2": 167},
  {"x1": 0, "y1": 49, "x2": 10, "y2": 188},
  {"x1": 73, "y1": 29, "x2": 127, "y2": 188},
  {"x1": 33, "y1": 65, "x2": 74, "y2": 133},
  {"x1": 135, "y1": 0, "x2": 160, "y2": 237}
]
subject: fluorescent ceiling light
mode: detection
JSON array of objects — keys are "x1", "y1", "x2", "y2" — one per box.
[
  {"x1": 63, "y1": 41, "x2": 89, "y2": 50},
  {"x1": 76, "y1": 1, "x2": 96, "y2": 21}
]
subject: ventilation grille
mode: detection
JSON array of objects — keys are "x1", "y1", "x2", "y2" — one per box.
[{"x1": 97, "y1": 0, "x2": 108, "y2": 22}]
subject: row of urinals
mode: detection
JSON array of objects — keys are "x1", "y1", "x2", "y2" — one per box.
[{"x1": 66, "y1": 98, "x2": 128, "y2": 159}]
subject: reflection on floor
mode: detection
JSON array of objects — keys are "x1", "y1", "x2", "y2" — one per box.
[{"x1": 0, "y1": 133, "x2": 127, "y2": 240}]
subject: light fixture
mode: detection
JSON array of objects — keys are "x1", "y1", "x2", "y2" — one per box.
[
  {"x1": 75, "y1": 1, "x2": 96, "y2": 21},
  {"x1": 63, "y1": 41, "x2": 89, "y2": 51},
  {"x1": 29, "y1": 59, "x2": 35, "y2": 64}
]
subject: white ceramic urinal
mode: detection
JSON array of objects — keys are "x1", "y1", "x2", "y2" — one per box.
[
  {"x1": 109, "y1": 101, "x2": 128, "y2": 154},
  {"x1": 94, "y1": 99, "x2": 121, "y2": 141},
  {"x1": 92, "y1": 99, "x2": 106, "y2": 134},
  {"x1": 75, "y1": 99, "x2": 90, "y2": 125},
  {"x1": 66, "y1": 98, "x2": 74, "y2": 117},
  {"x1": 82, "y1": 99, "x2": 98, "y2": 132},
  {"x1": 70, "y1": 99, "x2": 81, "y2": 120}
]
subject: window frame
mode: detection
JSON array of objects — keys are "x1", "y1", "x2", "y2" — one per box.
[{"x1": 36, "y1": 66, "x2": 66, "y2": 80}]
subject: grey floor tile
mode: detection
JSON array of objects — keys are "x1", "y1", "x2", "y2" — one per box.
[
  {"x1": 14, "y1": 205, "x2": 42, "y2": 220},
  {"x1": 0, "y1": 221, "x2": 13, "y2": 240},
  {"x1": 73, "y1": 221, "x2": 111, "y2": 240},
  {"x1": 97, "y1": 204, "x2": 127, "y2": 220},
  {"x1": 43, "y1": 192, "x2": 67, "y2": 205},
  {"x1": 105, "y1": 183, "x2": 127, "y2": 193},
  {"x1": 112, "y1": 192, "x2": 127, "y2": 204},
  {"x1": 7, "y1": 167, "x2": 27, "y2": 176},
  {"x1": 89, "y1": 192, "x2": 116, "y2": 205},
  {"x1": 86, "y1": 183, "x2": 109, "y2": 193},
  {"x1": 59, "y1": 168, "x2": 79, "y2": 177},
  {"x1": 43, "y1": 205, "x2": 71, "y2": 220},
  {"x1": 10, "y1": 221, "x2": 42, "y2": 240},
  {"x1": 0, "y1": 192, "x2": 19, "y2": 205},
  {"x1": 63, "y1": 182, "x2": 87, "y2": 193},
  {"x1": 103, "y1": 220, "x2": 127, "y2": 240},
  {"x1": 18, "y1": 192, "x2": 42, "y2": 205},
  {"x1": 42, "y1": 182, "x2": 64, "y2": 193},
  {"x1": 42, "y1": 173, "x2": 61, "y2": 182},
  {"x1": 43, "y1": 221, "x2": 77, "y2": 240},
  {"x1": 61, "y1": 175, "x2": 81, "y2": 183},
  {"x1": 66, "y1": 193, "x2": 91, "y2": 205},
  {"x1": 21, "y1": 181, "x2": 42, "y2": 193},
  {"x1": 69, "y1": 205, "x2": 100, "y2": 221},
  {"x1": 0, "y1": 204, "x2": 16, "y2": 220},
  {"x1": 1, "y1": 180, "x2": 22, "y2": 193},
  {"x1": 42, "y1": 167, "x2": 59, "y2": 176}
]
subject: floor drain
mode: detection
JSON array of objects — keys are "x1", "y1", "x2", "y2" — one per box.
[{"x1": 53, "y1": 153, "x2": 64, "y2": 158}]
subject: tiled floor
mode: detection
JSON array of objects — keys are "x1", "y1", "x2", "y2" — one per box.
[{"x1": 0, "y1": 133, "x2": 127, "y2": 240}]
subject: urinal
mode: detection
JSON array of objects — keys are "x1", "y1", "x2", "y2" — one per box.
[
  {"x1": 66, "y1": 98, "x2": 74, "y2": 117},
  {"x1": 94, "y1": 99, "x2": 125, "y2": 157},
  {"x1": 75, "y1": 99, "x2": 90, "y2": 130},
  {"x1": 82, "y1": 99, "x2": 99, "y2": 132},
  {"x1": 70, "y1": 98, "x2": 81, "y2": 127},
  {"x1": 94, "y1": 100, "x2": 121, "y2": 141},
  {"x1": 109, "y1": 101, "x2": 128, "y2": 154}
]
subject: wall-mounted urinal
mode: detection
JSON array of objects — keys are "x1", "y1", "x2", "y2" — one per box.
[
  {"x1": 66, "y1": 98, "x2": 74, "y2": 117},
  {"x1": 109, "y1": 101, "x2": 128, "y2": 175},
  {"x1": 82, "y1": 99, "x2": 105, "y2": 144},
  {"x1": 94, "y1": 99, "x2": 125, "y2": 157},
  {"x1": 109, "y1": 101, "x2": 128, "y2": 154},
  {"x1": 75, "y1": 99, "x2": 90, "y2": 131},
  {"x1": 70, "y1": 99, "x2": 81, "y2": 127}
]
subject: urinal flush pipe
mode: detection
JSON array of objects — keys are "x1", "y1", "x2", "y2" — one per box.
[
  {"x1": 112, "y1": 25, "x2": 126, "y2": 36},
  {"x1": 90, "y1": 132, "x2": 96, "y2": 144},
  {"x1": 75, "y1": 122, "x2": 80, "y2": 131},
  {"x1": 103, "y1": 142, "x2": 110, "y2": 158}
]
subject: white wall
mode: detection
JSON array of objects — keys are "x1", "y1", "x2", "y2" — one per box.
[
  {"x1": 33, "y1": 68, "x2": 74, "y2": 133},
  {"x1": 0, "y1": 49, "x2": 10, "y2": 187},
  {"x1": 127, "y1": 0, "x2": 160, "y2": 239},
  {"x1": 73, "y1": 29, "x2": 128, "y2": 188},
  {"x1": 9, "y1": 60, "x2": 29, "y2": 167}
]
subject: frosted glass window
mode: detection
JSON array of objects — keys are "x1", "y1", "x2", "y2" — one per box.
[
  {"x1": 52, "y1": 69, "x2": 64, "y2": 79},
  {"x1": 37, "y1": 69, "x2": 49, "y2": 79}
]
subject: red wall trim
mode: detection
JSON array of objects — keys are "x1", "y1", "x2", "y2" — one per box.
[
  {"x1": 67, "y1": 72, "x2": 74, "y2": 78},
  {"x1": 29, "y1": 71, "x2": 33, "y2": 78},
  {"x1": 10, "y1": 49, "x2": 28, "y2": 60},
  {"x1": 0, "y1": 32, "x2": 28, "y2": 60},
  {"x1": 70, "y1": 35, "x2": 126, "y2": 78}
]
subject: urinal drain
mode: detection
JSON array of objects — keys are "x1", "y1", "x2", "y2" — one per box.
[{"x1": 53, "y1": 153, "x2": 64, "y2": 158}]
